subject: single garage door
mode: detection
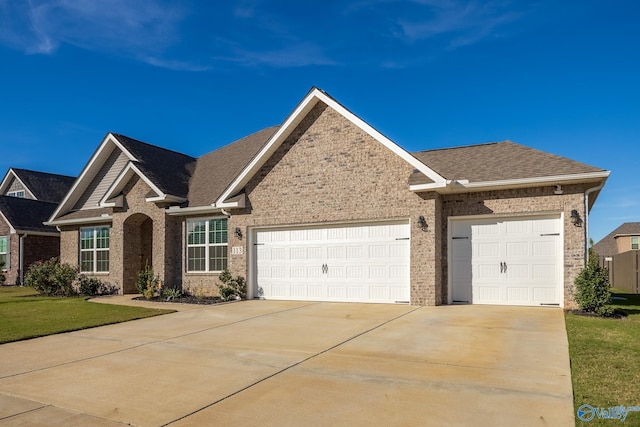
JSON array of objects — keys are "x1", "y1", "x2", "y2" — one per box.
[
  {"x1": 450, "y1": 215, "x2": 562, "y2": 306},
  {"x1": 254, "y1": 221, "x2": 410, "y2": 303}
]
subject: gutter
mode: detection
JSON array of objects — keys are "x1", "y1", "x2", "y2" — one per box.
[
  {"x1": 44, "y1": 214, "x2": 113, "y2": 227},
  {"x1": 410, "y1": 171, "x2": 611, "y2": 194},
  {"x1": 18, "y1": 234, "x2": 26, "y2": 285}
]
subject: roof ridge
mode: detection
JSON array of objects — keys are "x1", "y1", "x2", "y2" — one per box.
[{"x1": 111, "y1": 133, "x2": 197, "y2": 161}]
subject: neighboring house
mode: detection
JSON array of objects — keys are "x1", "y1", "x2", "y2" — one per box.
[
  {"x1": 594, "y1": 222, "x2": 640, "y2": 261},
  {"x1": 47, "y1": 88, "x2": 610, "y2": 308},
  {"x1": 0, "y1": 169, "x2": 76, "y2": 284}
]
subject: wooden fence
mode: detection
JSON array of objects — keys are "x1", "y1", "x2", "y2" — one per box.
[{"x1": 610, "y1": 250, "x2": 640, "y2": 294}]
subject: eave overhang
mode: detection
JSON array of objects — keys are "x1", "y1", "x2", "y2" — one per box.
[
  {"x1": 44, "y1": 215, "x2": 113, "y2": 227},
  {"x1": 410, "y1": 171, "x2": 611, "y2": 194},
  {"x1": 166, "y1": 194, "x2": 245, "y2": 216}
]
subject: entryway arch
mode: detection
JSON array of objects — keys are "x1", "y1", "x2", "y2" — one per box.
[{"x1": 122, "y1": 213, "x2": 153, "y2": 293}]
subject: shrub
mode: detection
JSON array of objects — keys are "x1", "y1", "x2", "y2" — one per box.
[
  {"x1": 0, "y1": 260, "x2": 5, "y2": 284},
  {"x1": 136, "y1": 263, "x2": 159, "y2": 300},
  {"x1": 217, "y1": 270, "x2": 246, "y2": 301},
  {"x1": 25, "y1": 258, "x2": 78, "y2": 297},
  {"x1": 574, "y1": 243, "x2": 614, "y2": 317},
  {"x1": 77, "y1": 275, "x2": 118, "y2": 296},
  {"x1": 161, "y1": 287, "x2": 182, "y2": 301}
]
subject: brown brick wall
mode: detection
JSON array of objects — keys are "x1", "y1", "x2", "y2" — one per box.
[
  {"x1": 440, "y1": 184, "x2": 588, "y2": 308},
  {"x1": 221, "y1": 102, "x2": 440, "y2": 305},
  {"x1": 59, "y1": 176, "x2": 173, "y2": 294}
]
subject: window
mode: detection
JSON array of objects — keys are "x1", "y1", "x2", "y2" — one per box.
[
  {"x1": 632, "y1": 236, "x2": 639, "y2": 250},
  {"x1": 7, "y1": 190, "x2": 25, "y2": 198},
  {"x1": 0, "y1": 236, "x2": 7, "y2": 270},
  {"x1": 186, "y1": 218, "x2": 228, "y2": 272},
  {"x1": 80, "y1": 227, "x2": 110, "y2": 273}
]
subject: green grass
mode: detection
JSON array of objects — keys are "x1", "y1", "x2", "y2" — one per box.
[
  {"x1": 566, "y1": 290, "x2": 640, "y2": 426},
  {"x1": 0, "y1": 286, "x2": 174, "y2": 344}
]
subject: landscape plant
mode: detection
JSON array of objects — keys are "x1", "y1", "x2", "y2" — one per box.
[
  {"x1": 161, "y1": 287, "x2": 182, "y2": 301},
  {"x1": 136, "y1": 263, "x2": 159, "y2": 300},
  {"x1": 77, "y1": 275, "x2": 118, "y2": 296},
  {"x1": 217, "y1": 269, "x2": 246, "y2": 301},
  {"x1": 0, "y1": 260, "x2": 5, "y2": 284},
  {"x1": 24, "y1": 258, "x2": 78, "y2": 297},
  {"x1": 574, "y1": 241, "x2": 614, "y2": 317}
]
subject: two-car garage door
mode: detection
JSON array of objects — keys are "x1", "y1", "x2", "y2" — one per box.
[
  {"x1": 254, "y1": 221, "x2": 410, "y2": 304},
  {"x1": 450, "y1": 215, "x2": 563, "y2": 306}
]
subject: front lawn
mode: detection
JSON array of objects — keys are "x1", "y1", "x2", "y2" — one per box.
[
  {"x1": 0, "y1": 286, "x2": 174, "y2": 344},
  {"x1": 566, "y1": 290, "x2": 640, "y2": 425}
]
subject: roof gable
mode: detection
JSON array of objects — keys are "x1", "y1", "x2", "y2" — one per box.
[
  {"x1": 0, "y1": 169, "x2": 75, "y2": 203},
  {"x1": 215, "y1": 87, "x2": 446, "y2": 205},
  {"x1": 594, "y1": 222, "x2": 640, "y2": 257},
  {"x1": 0, "y1": 196, "x2": 59, "y2": 234},
  {"x1": 49, "y1": 133, "x2": 196, "y2": 223}
]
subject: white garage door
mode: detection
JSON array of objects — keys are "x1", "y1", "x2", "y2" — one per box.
[
  {"x1": 450, "y1": 215, "x2": 562, "y2": 306},
  {"x1": 254, "y1": 221, "x2": 410, "y2": 303}
]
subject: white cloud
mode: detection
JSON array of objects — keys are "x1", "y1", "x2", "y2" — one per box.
[
  {"x1": 397, "y1": 0, "x2": 520, "y2": 47},
  {"x1": 215, "y1": 41, "x2": 338, "y2": 68},
  {"x1": 0, "y1": 0, "x2": 186, "y2": 62}
]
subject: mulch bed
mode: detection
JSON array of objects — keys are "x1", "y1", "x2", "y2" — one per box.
[{"x1": 133, "y1": 295, "x2": 224, "y2": 305}]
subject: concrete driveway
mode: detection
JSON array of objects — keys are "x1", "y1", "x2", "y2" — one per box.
[{"x1": 0, "y1": 299, "x2": 574, "y2": 426}]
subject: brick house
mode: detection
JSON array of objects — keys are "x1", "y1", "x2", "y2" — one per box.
[
  {"x1": 594, "y1": 222, "x2": 640, "y2": 261},
  {"x1": 47, "y1": 88, "x2": 609, "y2": 308},
  {"x1": 0, "y1": 169, "x2": 76, "y2": 284}
]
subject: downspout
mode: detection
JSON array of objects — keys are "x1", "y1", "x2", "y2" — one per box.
[
  {"x1": 19, "y1": 234, "x2": 27, "y2": 285},
  {"x1": 584, "y1": 182, "x2": 606, "y2": 263}
]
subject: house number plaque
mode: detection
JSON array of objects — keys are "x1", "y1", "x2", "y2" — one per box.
[{"x1": 231, "y1": 246, "x2": 244, "y2": 255}]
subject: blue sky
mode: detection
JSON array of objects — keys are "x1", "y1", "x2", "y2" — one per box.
[{"x1": 0, "y1": 0, "x2": 638, "y2": 242}]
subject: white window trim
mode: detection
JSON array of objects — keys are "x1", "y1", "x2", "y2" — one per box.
[
  {"x1": 79, "y1": 227, "x2": 110, "y2": 273},
  {"x1": 186, "y1": 217, "x2": 228, "y2": 273},
  {"x1": 0, "y1": 235, "x2": 8, "y2": 270},
  {"x1": 7, "y1": 190, "x2": 25, "y2": 198}
]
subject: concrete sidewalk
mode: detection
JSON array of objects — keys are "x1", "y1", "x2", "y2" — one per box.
[{"x1": 0, "y1": 300, "x2": 574, "y2": 426}]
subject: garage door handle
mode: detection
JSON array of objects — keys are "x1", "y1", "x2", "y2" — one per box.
[
  {"x1": 503, "y1": 262, "x2": 507, "y2": 273},
  {"x1": 500, "y1": 262, "x2": 504, "y2": 273},
  {"x1": 322, "y1": 264, "x2": 328, "y2": 274}
]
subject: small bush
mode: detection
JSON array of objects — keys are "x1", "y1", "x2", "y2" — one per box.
[
  {"x1": 77, "y1": 275, "x2": 118, "y2": 296},
  {"x1": 217, "y1": 270, "x2": 246, "y2": 301},
  {"x1": 161, "y1": 287, "x2": 182, "y2": 301},
  {"x1": 574, "y1": 243, "x2": 614, "y2": 317},
  {"x1": 0, "y1": 260, "x2": 5, "y2": 284},
  {"x1": 25, "y1": 258, "x2": 78, "y2": 297},
  {"x1": 136, "y1": 263, "x2": 160, "y2": 300}
]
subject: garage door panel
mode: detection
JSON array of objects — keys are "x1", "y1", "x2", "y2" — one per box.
[
  {"x1": 255, "y1": 221, "x2": 410, "y2": 304},
  {"x1": 505, "y1": 241, "x2": 529, "y2": 257},
  {"x1": 506, "y1": 264, "x2": 528, "y2": 279}
]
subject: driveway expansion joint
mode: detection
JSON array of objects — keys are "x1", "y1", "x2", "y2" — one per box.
[{"x1": 162, "y1": 305, "x2": 422, "y2": 426}]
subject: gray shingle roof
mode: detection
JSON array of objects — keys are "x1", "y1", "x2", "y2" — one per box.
[
  {"x1": 187, "y1": 126, "x2": 280, "y2": 206},
  {"x1": 113, "y1": 134, "x2": 197, "y2": 199},
  {"x1": 0, "y1": 196, "x2": 59, "y2": 233},
  {"x1": 593, "y1": 222, "x2": 640, "y2": 257},
  {"x1": 411, "y1": 141, "x2": 605, "y2": 183},
  {"x1": 11, "y1": 169, "x2": 75, "y2": 203}
]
